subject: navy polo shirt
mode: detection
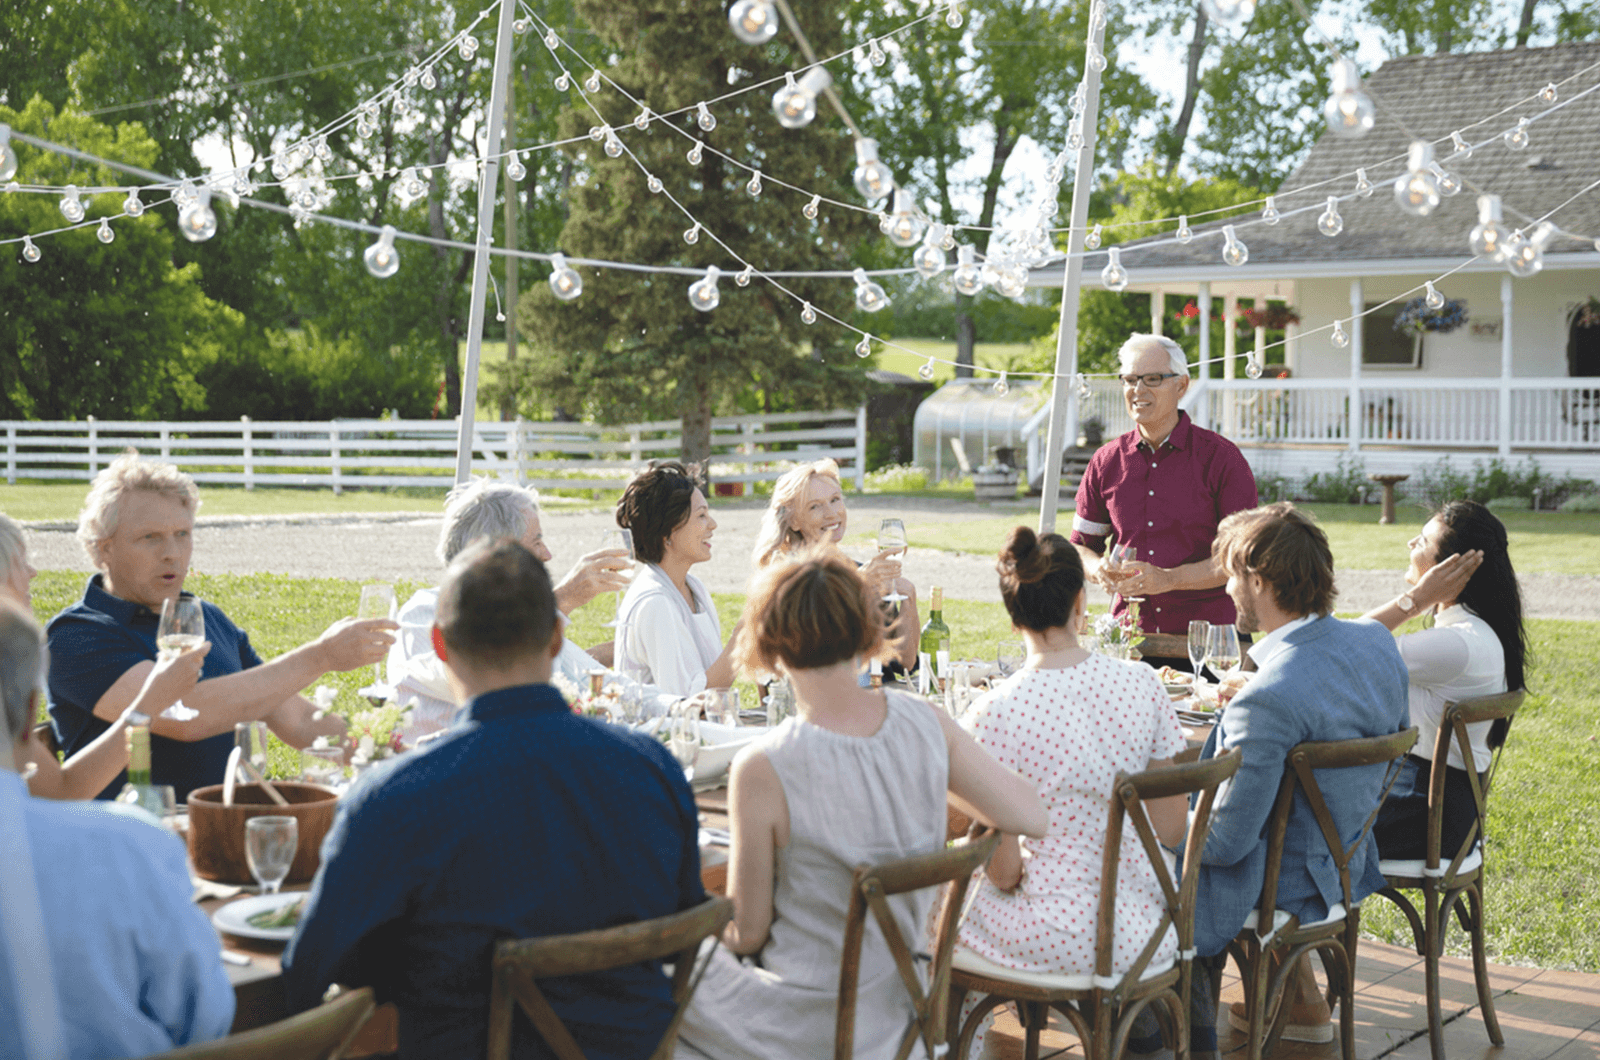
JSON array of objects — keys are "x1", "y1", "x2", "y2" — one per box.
[{"x1": 46, "y1": 575, "x2": 265, "y2": 802}]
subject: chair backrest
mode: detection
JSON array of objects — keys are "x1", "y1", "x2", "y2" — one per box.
[
  {"x1": 1257, "y1": 727, "x2": 1419, "y2": 929},
  {"x1": 835, "y1": 824, "x2": 1001, "y2": 1060},
  {"x1": 488, "y1": 895, "x2": 734, "y2": 1060},
  {"x1": 1425, "y1": 690, "x2": 1524, "y2": 874},
  {"x1": 142, "y1": 986, "x2": 375, "y2": 1060},
  {"x1": 1098, "y1": 749, "x2": 1242, "y2": 991}
]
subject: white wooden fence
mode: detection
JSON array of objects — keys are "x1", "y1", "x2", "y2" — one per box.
[{"x1": 0, "y1": 408, "x2": 869, "y2": 492}]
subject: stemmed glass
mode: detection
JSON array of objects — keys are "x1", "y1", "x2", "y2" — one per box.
[
  {"x1": 358, "y1": 582, "x2": 396, "y2": 700},
  {"x1": 156, "y1": 597, "x2": 205, "y2": 720},
  {"x1": 1108, "y1": 543, "x2": 1142, "y2": 604},
  {"x1": 1188, "y1": 620, "x2": 1211, "y2": 680},
  {"x1": 245, "y1": 816, "x2": 298, "y2": 896},
  {"x1": 668, "y1": 704, "x2": 701, "y2": 785},
  {"x1": 996, "y1": 639, "x2": 1026, "y2": 678},
  {"x1": 876, "y1": 519, "x2": 908, "y2": 604},
  {"x1": 600, "y1": 528, "x2": 635, "y2": 628},
  {"x1": 1206, "y1": 624, "x2": 1242, "y2": 682}
]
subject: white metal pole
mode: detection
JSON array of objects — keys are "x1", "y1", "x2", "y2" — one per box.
[
  {"x1": 455, "y1": 0, "x2": 519, "y2": 484},
  {"x1": 1037, "y1": 12, "x2": 1107, "y2": 535}
]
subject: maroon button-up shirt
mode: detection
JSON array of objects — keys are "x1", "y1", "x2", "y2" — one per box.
[{"x1": 1070, "y1": 412, "x2": 1258, "y2": 633}]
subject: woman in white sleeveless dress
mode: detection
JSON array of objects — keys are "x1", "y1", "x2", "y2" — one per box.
[{"x1": 676, "y1": 550, "x2": 1047, "y2": 1060}]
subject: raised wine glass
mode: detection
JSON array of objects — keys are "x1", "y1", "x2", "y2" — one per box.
[
  {"x1": 244, "y1": 815, "x2": 298, "y2": 895},
  {"x1": 1113, "y1": 543, "x2": 1143, "y2": 603},
  {"x1": 1188, "y1": 620, "x2": 1211, "y2": 680},
  {"x1": 1206, "y1": 624, "x2": 1242, "y2": 682},
  {"x1": 156, "y1": 596, "x2": 205, "y2": 720},
  {"x1": 600, "y1": 528, "x2": 635, "y2": 628},
  {"x1": 668, "y1": 705, "x2": 701, "y2": 785},
  {"x1": 358, "y1": 582, "x2": 396, "y2": 701},
  {"x1": 876, "y1": 519, "x2": 909, "y2": 604}
]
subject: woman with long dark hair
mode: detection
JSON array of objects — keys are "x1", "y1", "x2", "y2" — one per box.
[{"x1": 1363, "y1": 500, "x2": 1528, "y2": 860}]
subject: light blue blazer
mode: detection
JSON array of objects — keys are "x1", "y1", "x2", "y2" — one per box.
[{"x1": 1192, "y1": 614, "x2": 1410, "y2": 957}]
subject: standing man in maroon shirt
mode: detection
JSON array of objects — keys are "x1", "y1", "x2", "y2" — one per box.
[{"x1": 1070, "y1": 334, "x2": 1259, "y2": 669}]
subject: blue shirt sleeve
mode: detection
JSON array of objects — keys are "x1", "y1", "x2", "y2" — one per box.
[{"x1": 1201, "y1": 682, "x2": 1299, "y2": 869}]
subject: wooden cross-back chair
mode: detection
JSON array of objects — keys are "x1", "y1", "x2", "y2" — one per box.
[
  {"x1": 1226, "y1": 727, "x2": 1418, "y2": 1060},
  {"x1": 948, "y1": 750, "x2": 1242, "y2": 1060},
  {"x1": 141, "y1": 986, "x2": 375, "y2": 1060},
  {"x1": 1373, "y1": 690, "x2": 1524, "y2": 1060},
  {"x1": 487, "y1": 895, "x2": 734, "y2": 1060},
  {"x1": 833, "y1": 823, "x2": 1001, "y2": 1060}
]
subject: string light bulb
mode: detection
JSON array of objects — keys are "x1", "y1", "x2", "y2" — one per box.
[
  {"x1": 1077, "y1": 375, "x2": 1090, "y2": 400},
  {"x1": 506, "y1": 154, "x2": 526, "y2": 182},
  {"x1": 939, "y1": 226, "x2": 956, "y2": 251},
  {"x1": 458, "y1": 33, "x2": 478, "y2": 61},
  {"x1": 123, "y1": 189, "x2": 144, "y2": 217},
  {"x1": 548, "y1": 253, "x2": 583, "y2": 301},
  {"x1": 746, "y1": 171, "x2": 763, "y2": 196},
  {"x1": 1424, "y1": 281, "x2": 1444, "y2": 310},
  {"x1": 632, "y1": 107, "x2": 652, "y2": 132},
  {"x1": 683, "y1": 222, "x2": 701, "y2": 245},
  {"x1": 402, "y1": 167, "x2": 425, "y2": 200},
  {"x1": 687, "y1": 140, "x2": 704, "y2": 165},
  {"x1": 647, "y1": 174, "x2": 663, "y2": 194},
  {"x1": 420, "y1": 68, "x2": 437, "y2": 90},
  {"x1": 1450, "y1": 131, "x2": 1472, "y2": 160},
  {"x1": 803, "y1": 193, "x2": 821, "y2": 220},
  {"x1": 555, "y1": 72, "x2": 570, "y2": 91},
  {"x1": 917, "y1": 358, "x2": 936, "y2": 381},
  {"x1": 1317, "y1": 196, "x2": 1344, "y2": 237},
  {"x1": 1246, "y1": 352, "x2": 1264, "y2": 378},
  {"x1": 688, "y1": 266, "x2": 721, "y2": 311},
  {"x1": 856, "y1": 337, "x2": 873, "y2": 358},
  {"x1": 178, "y1": 189, "x2": 217, "y2": 242},
  {"x1": 603, "y1": 131, "x2": 623, "y2": 158},
  {"x1": 1176, "y1": 215, "x2": 1193, "y2": 243},
  {"x1": 993, "y1": 372, "x2": 1009, "y2": 396},
  {"x1": 853, "y1": 269, "x2": 890, "y2": 313},
  {"x1": 914, "y1": 224, "x2": 947, "y2": 279},
  {"x1": 852, "y1": 138, "x2": 894, "y2": 203},
  {"x1": 1084, "y1": 223, "x2": 1102, "y2": 250},
  {"x1": 868, "y1": 39, "x2": 887, "y2": 66},
  {"x1": 1100, "y1": 246, "x2": 1128, "y2": 291},
  {"x1": 885, "y1": 188, "x2": 924, "y2": 248},
  {"x1": 1429, "y1": 162, "x2": 1461, "y2": 197},
  {"x1": 59, "y1": 185, "x2": 85, "y2": 223},
  {"x1": 946, "y1": 0, "x2": 963, "y2": 28},
  {"x1": 21, "y1": 236, "x2": 40, "y2": 263},
  {"x1": 1330, "y1": 320, "x2": 1349, "y2": 348},
  {"x1": 1354, "y1": 168, "x2": 1374, "y2": 197},
  {"x1": 1469, "y1": 195, "x2": 1510, "y2": 260},
  {"x1": 1221, "y1": 225, "x2": 1248, "y2": 267},
  {"x1": 1086, "y1": 42, "x2": 1107, "y2": 73},
  {"x1": 97, "y1": 219, "x2": 115, "y2": 244},
  {"x1": 1505, "y1": 222, "x2": 1555, "y2": 278},
  {"x1": 1200, "y1": 0, "x2": 1257, "y2": 25},
  {"x1": 736, "y1": 265, "x2": 753, "y2": 287},
  {"x1": 584, "y1": 71, "x2": 601, "y2": 93},
  {"x1": 772, "y1": 68, "x2": 832, "y2": 130},
  {"x1": 1504, "y1": 117, "x2": 1530, "y2": 151},
  {"x1": 363, "y1": 224, "x2": 400, "y2": 278},
  {"x1": 1393, "y1": 141, "x2": 1441, "y2": 217},
  {"x1": 1539, "y1": 82, "x2": 1557, "y2": 104},
  {"x1": 696, "y1": 103, "x2": 716, "y2": 132},
  {"x1": 994, "y1": 264, "x2": 1028, "y2": 300},
  {"x1": 801, "y1": 302, "x2": 817, "y2": 325},
  {"x1": 1261, "y1": 196, "x2": 1280, "y2": 224},
  {"x1": 728, "y1": 0, "x2": 779, "y2": 44},
  {"x1": 952, "y1": 245, "x2": 984, "y2": 296},
  {"x1": 0, "y1": 124, "x2": 16, "y2": 183},
  {"x1": 1323, "y1": 58, "x2": 1375, "y2": 138}
]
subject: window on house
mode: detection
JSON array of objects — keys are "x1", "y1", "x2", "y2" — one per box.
[{"x1": 1362, "y1": 302, "x2": 1421, "y2": 368}]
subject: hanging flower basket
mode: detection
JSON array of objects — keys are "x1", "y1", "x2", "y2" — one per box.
[
  {"x1": 1394, "y1": 297, "x2": 1469, "y2": 337},
  {"x1": 1241, "y1": 305, "x2": 1301, "y2": 330},
  {"x1": 1175, "y1": 301, "x2": 1201, "y2": 335},
  {"x1": 1576, "y1": 296, "x2": 1600, "y2": 329}
]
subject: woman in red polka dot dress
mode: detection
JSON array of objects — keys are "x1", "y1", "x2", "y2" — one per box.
[{"x1": 954, "y1": 527, "x2": 1190, "y2": 1048}]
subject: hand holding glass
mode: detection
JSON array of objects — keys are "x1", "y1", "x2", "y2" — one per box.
[
  {"x1": 245, "y1": 816, "x2": 298, "y2": 895},
  {"x1": 876, "y1": 519, "x2": 909, "y2": 604},
  {"x1": 357, "y1": 583, "x2": 396, "y2": 694},
  {"x1": 156, "y1": 597, "x2": 205, "y2": 721},
  {"x1": 600, "y1": 529, "x2": 635, "y2": 628}
]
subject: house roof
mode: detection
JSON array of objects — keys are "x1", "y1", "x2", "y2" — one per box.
[{"x1": 1115, "y1": 41, "x2": 1600, "y2": 277}]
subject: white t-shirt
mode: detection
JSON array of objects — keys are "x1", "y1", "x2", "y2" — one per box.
[{"x1": 1397, "y1": 604, "x2": 1506, "y2": 773}]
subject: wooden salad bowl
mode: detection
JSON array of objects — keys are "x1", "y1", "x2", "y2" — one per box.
[{"x1": 187, "y1": 782, "x2": 339, "y2": 884}]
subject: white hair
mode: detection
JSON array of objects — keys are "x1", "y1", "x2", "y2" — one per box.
[
  {"x1": 0, "y1": 602, "x2": 43, "y2": 745},
  {"x1": 751, "y1": 459, "x2": 843, "y2": 569},
  {"x1": 1117, "y1": 333, "x2": 1190, "y2": 377},
  {"x1": 0, "y1": 514, "x2": 23, "y2": 574},
  {"x1": 75, "y1": 450, "x2": 200, "y2": 566},
  {"x1": 437, "y1": 478, "x2": 541, "y2": 564}
]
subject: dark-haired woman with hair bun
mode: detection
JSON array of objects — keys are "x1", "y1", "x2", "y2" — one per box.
[
  {"x1": 951, "y1": 526, "x2": 1190, "y2": 1053},
  {"x1": 1362, "y1": 500, "x2": 1527, "y2": 862}
]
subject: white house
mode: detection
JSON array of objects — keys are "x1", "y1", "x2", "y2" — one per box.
[{"x1": 1039, "y1": 40, "x2": 1600, "y2": 490}]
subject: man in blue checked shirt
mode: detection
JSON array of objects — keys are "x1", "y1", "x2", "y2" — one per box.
[{"x1": 284, "y1": 538, "x2": 705, "y2": 1059}]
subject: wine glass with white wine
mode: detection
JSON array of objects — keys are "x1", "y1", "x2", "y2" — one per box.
[
  {"x1": 600, "y1": 528, "x2": 635, "y2": 628},
  {"x1": 876, "y1": 519, "x2": 909, "y2": 605},
  {"x1": 156, "y1": 596, "x2": 205, "y2": 720},
  {"x1": 1206, "y1": 624, "x2": 1241, "y2": 683}
]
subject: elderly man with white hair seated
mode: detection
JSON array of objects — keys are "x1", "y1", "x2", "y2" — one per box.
[
  {"x1": 46, "y1": 451, "x2": 397, "y2": 802},
  {"x1": 1069, "y1": 333, "x2": 1259, "y2": 671},
  {"x1": 389, "y1": 478, "x2": 682, "y2": 739}
]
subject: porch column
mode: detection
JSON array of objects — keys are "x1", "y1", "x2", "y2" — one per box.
[
  {"x1": 1223, "y1": 292, "x2": 1239, "y2": 379},
  {"x1": 1500, "y1": 274, "x2": 1514, "y2": 456},
  {"x1": 1151, "y1": 288, "x2": 1166, "y2": 336},
  {"x1": 1349, "y1": 278, "x2": 1363, "y2": 453},
  {"x1": 1284, "y1": 320, "x2": 1299, "y2": 373},
  {"x1": 1256, "y1": 321, "x2": 1268, "y2": 371},
  {"x1": 1196, "y1": 281, "x2": 1213, "y2": 430}
]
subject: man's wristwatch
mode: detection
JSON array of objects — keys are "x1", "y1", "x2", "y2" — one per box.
[{"x1": 1396, "y1": 592, "x2": 1417, "y2": 616}]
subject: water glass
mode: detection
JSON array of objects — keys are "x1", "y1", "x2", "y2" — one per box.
[
  {"x1": 301, "y1": 746, "x2": 346, "y2": 788},
  {"x1": 704, "y1": 689, "x2": 740, "y2": 728},
  {"x1": 1187, "y1": 620, "x2": 1211, "y2": 677},
  {"x1": 996, "y1": 640, "x2": 1026, "y2": 677},
  {"x1": 245, "y1": 815, "x2": 298, "y2": 895}
]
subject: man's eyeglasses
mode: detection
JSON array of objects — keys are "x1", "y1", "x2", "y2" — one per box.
[{"x1": 1119, "y1": 372, "x2": 1184, "y2": 389}]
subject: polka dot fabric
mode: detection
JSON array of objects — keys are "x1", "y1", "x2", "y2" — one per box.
[{"x1": 958, "y1": 655, "x2": 1187, "y2": 976}]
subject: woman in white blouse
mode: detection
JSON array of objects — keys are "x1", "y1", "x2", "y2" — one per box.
[
  {"x1": 615, "y1": 462, "x2": 739, "y2": 697},
  {"x1": 1363, "y1": 500, "x2": 1528, "y2": 861}
]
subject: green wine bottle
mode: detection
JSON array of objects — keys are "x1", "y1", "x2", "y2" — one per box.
[
  {"x1": 126, "y1": 723, "x2": 152, "y2": 787},
  {"x1": 919, "y1": 586, "x2": 951, "y2": 678}
]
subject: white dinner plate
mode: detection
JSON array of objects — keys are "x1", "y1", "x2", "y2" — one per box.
[{"x1": 212, "y1": 892, "x2": 306, "y2": 942}]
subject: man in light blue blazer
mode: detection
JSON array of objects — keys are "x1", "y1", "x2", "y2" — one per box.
[{"x1": 1186, "y1": 503, "x2": 1409, "y2": 1058}]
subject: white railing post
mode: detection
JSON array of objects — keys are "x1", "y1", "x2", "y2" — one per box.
[
  {"x1": 5, "y1": 426, "x2": 13, "y2": 485},
  {"x1": 1348, "y1": 278, "x2": 1364, "y2": 452},
  {"x1": 86, "y1": 416, "x2": 98, "y2": 479},
  {"x1": 330, "y1": 422, "x2": 342, "y2": 495},
  {"x1": 854, "y1": 405, "x2": 867, "y2": 491},
  {"x1": 240, "y1": 415, "x2": 254, "y2": 491},
  {"x1": 514, "y1": 417, "x2": 526, "y2": 485},
  {"x1": 629, "y1": 427, "x2": 642, "y2": 468},
  {"x1": 1499, "y1": 275, "x2": 1514, "y2": 457},
  {"x1": 159, "y1": 426, "x2": 170, "y2": 461}
]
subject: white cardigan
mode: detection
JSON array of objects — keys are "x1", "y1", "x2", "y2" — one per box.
[{"x1": 616, "y1": 564, "x2": 723, "y2": 697}]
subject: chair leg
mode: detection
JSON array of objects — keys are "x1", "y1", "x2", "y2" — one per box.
[
  {"x1": 1422, "y1": 880, "x2": 1445, "y2": 1060},
  {"x1": 1021, "y1": 1000, "x2": 1047, "y2": 1060},
  {"x1": 1466, "y1": 882, "x2": 1505, "y2": 1047},
  {"x1": 951, "y1": 993, "x2": 1006, "y2": 1060}
]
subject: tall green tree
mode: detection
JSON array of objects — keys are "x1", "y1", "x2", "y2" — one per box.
[{"x1": 513, "y1": 0, "x2": 877, "y2": 468}]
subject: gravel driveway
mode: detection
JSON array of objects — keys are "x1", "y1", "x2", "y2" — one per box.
[{"x1": 23, "y1": 496, "x2": 1599, "y2": 620}]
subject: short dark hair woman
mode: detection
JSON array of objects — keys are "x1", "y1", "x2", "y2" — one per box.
[
  {"x1": 1363, "y1": 500, "x2": 1528, "y2": 861},
  {"x1": 614, "y1": 462, "x2": 737, "y2": 696}
]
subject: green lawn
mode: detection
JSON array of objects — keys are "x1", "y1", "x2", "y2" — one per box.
[
  {"x1": 24, "y1": 566, "x2": 1600, "y2": 971},
  {"x1": 871, "y1": 339, "x2": 1036, "y2": 384}
]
